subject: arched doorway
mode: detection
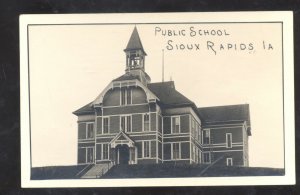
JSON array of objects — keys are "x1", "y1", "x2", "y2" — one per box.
[{"x1": 116, "y1": 145, "x2": 130, "y2": 165}]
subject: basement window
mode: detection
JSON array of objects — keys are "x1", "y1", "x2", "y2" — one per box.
[{"x1": 227, "y1": 158, "x2": 233, "y2": 166}]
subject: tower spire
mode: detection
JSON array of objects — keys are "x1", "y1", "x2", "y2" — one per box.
[
  {"x1": 123, "y1": 27, "x2": 150, "y2": 85},
  {"x1": 124, "y1": 26, "x2": 147, "y2": 55}
]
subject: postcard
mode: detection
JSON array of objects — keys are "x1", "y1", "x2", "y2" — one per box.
[{"x1": 20, "y1": 12, "x2": 294, "y2": 187}]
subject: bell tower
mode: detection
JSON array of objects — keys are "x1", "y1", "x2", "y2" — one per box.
[
  {"x1": 123, "y1": 27, "x2": 150, "y2": 85},
  {"x1": 124, "y1": 26, "x2": 147, "y2": 71}
]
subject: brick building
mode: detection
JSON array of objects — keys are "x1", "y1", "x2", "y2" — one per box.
[{"x1": 73, "y1": 27, "x2": 251, "y2": 167}]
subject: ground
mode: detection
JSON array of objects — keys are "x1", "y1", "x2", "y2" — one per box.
[{"x1": 31, "y1": 164, "x2": 284, "y2": 180}]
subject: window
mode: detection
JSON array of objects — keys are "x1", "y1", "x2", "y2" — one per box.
[
  {"x1": 97, "y1": 144, "x2": 109, "y2": 160},
  {"x1": 120, "y1": 88, "x2": 132, "y2": 105},
  {"x1": 227, "y1": 158, "x2": 233, "y2": 166},
  {"x1": 102, "y1": 144, "x2": 109, "y2": 160},
  {"x1": 128, "y1": 51, "x2": 142, "y2": 68},
  {"x1": 172, "y1": 116, "x2": 180, "y2": 133},
  {"x1": 158, "y1": 115, "x2": 162, "y2": 132},
  {"x1": 120, "y1": 115, "x2": 132, "y2": 132},
  {"x1": 192, "y1": 145, "x2": 196, "y2": 162},
  {"x1": 121, "y1": 116, "x2": 126, "y2": 131},
  {"x1": 172, "y1": 143, "x2": 180, "y2": 159},
  {"x1": 203, "y1": 152, "x2": 210, "y2": 164},
  {"x1": 103, "y1": 117, "x2": 109, "y2": 134},
  {"x1": 198, "y1": 125, "x2": 201, "y2": 141},
  {"x1": 87, "y1": 147, "x2": 94, "y2": 163},
  {"x1": 198, "y1": 150, "x2": 201, "y2": 163},
  {"x1": 143, "y1": 114, "x2": 150, "y2": 131},
  {"x1": 130, "y1": 147, "x2": 136, "y2": 163},
  {"x1": 78, "y1": 123, "x2": 94, "y2": 139},
  {"x1": 78, "y1": 147, "x2": 94, "y2": 164},
  {"x1": 226, "y1": 133, "x2": 232, "y2": 148},
  {"x1": 192, "y1": 119, "x2": 196, "y2": 137},
  {"x1": 121, "y1": 88, "x2": 126, "y2": 105},
  {"x1": 203, "y1": 129, "x2": 210, "y2": 144},
  {"x1": 127, "y1": 89, "x2": 132, "y2": 105},
  {"x1": 136, "y1": 142, "x2": 142, "y2": 158},
  {"x1": 78, "y1": 148, "x2": 86, "y2": 163},
  {"x1": 126, "y1": 115, "x2": 132, "y2": 132},
  {"x1": 193, "y1": 146, "x2": 197, "y2": 162},
  {"x1": 143, "y1": 141, "x2": 150, "y2": 158},
  {"x1": 195, "y1": 148, "x2": 199, "y2": 163},
  {"x1": 86, "y1": 123, "x2": 94, "y2": 139}
]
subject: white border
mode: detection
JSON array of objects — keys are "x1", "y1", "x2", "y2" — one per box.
[{"x1": 20, "y1": 11, "x2": 295, "y2": 187}]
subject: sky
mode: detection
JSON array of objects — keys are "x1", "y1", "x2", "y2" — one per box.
[{"x1": 28, "y1": 23, "x2": 284, "y2": 168}]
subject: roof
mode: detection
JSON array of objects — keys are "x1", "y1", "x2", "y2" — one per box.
[
  {"x1": 124, "y1": 26, "x2": 147, "y2": 55},
  {"x1": 147, "y1": 81, "x2": 205, "y2": 119},
  {"x1": 198, "y1": 104, "x2": 251, "y2": 135},
  {"x1": 73, "y1": 102, "x2": 94, "y2": 115},
  {"x1": 147, "y1": 81, "x2": 194, "y2": 106},
  {"x1": 113, "y1": 72, "x2": 151, "y2": 82},
  {"x1": 113, "y1": 73, "x2": 140, "y2": 82}
]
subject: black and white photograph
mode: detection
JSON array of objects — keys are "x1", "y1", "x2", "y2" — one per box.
[{"x1": 20, "y1": 12, "x2": 295, "y2": 187}]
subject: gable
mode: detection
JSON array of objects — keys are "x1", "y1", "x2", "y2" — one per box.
[
  {"x1": 110, "y1": 131, "x2": 135, "y2": 148},
  {"x1": 93, "y1": 79, "x2": 158, "y2": 106},
  {"x1": 116, "y1": 134, "x2": 127, "y2": 141},
  {"x1": 102, "y1": 86, "x2": 148, "y2": 107}
]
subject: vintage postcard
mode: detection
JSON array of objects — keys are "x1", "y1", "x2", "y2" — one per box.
[{"x1": 20, "y1": 12, "x2": 294, "y2": 187}]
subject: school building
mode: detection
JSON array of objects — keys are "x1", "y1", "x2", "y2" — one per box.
[{"x1": 73, "y1": 27, "x2": 251, "y2": 167}]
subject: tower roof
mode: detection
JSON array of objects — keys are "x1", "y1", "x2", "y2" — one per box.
[{"x1": 124, "y1": 26, "x2": 147, "y2": 55}]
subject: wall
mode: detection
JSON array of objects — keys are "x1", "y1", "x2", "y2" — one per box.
[
  {"x1": 162, "y1": 113, "x2": 195, "y2": 164},
  {"x1": 103, "y1": 88, "x2": 120, "y2": 106},
  {"x1": 132, "y1": 87, "x2": 147, "y2": 104},
  {"x1": 210, "y1": 126, "x2": 243, "y2": 144},
  {"x1": 213, "y1": 151, "x2": 244, "y2": 166}
]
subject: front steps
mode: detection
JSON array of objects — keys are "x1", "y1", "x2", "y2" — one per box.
[{"x1": 81, "y1": 163, "x2": 113, "y2": 179}]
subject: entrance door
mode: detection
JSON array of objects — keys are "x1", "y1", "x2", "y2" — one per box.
[{"x1": 116, "y1": 145, "x2": 129, "y2": 165}]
